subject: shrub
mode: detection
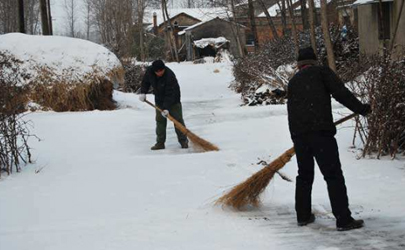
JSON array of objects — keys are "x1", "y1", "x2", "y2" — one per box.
[{"x1": 0, "y1": 53, "x2": 32, "y2": 177}]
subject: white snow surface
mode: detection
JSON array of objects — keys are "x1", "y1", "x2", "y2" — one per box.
[
  {"x1": 0, "y1": 33, "x2": 122, "y2": 85},
  {"x1": 1, "y1": 61, "x2": 405, "y2": 250},
  {"x1": 193, "y1": 37, "x2": 229, "y2": 48}
]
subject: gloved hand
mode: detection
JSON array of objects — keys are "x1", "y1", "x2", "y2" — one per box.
[
  {"x1": 161, "y1": 110, "x2": 169, "y2": 118},
  {"x1": 139, "y1": 94, "x2": 146, "y2": 102},
  {"x1": 272, "y1": 88, "x2": 286, "y2": 97},
  {"x1": 359, "y1": 103, "x2": 371, "y2": 116}
]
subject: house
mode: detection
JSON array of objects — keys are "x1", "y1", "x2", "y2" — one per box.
[
  {"x1": 352, "y1": 0, "x2": 405, "y2": 58},
  {"x1": 143, "y1": 8, "x2": 244, "y2": 60},
  {"x1": 235, "y1": 0, "x2": 341, "y2": 51},
  {"x1": 178, "y1": 17, "x2": 247, "y2": 60}
]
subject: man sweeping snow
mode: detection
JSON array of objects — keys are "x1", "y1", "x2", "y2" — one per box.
[
  {"x1": 275, "y1": 47, "x2": 371, "y2": 231},
  {"x1": 139, "y1": 60, "x2": 188, "y2": 150}
]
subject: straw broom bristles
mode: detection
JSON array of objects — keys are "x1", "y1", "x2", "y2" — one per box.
[
  {"x1": 216, "y1": 147, "x2": 295, "y2": 209},
  {"x1": 216, "y1": 113, "x2": 358, "y2": 210},
  {"x1": 145, "y1": 100, "x2": 219, "y2": 152}
]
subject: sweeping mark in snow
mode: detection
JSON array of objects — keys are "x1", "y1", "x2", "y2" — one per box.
[{"x1": 240, "y1": 205, "x2": 405, "y2": 250}]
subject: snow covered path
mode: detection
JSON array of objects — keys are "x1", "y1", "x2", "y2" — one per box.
[{"x1": 1, "y1": 62, "x2": 405, "y2": 250}]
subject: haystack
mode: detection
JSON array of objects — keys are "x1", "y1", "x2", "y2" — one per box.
[{"x1": 0, "y1": 33, "x2": 124, "y2": 111}]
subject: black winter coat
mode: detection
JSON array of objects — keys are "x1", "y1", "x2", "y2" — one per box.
[
  {"x1": 140, "y1": 66, "x2": 181, "y2": 110},
  {"x1": 287, "y1": 65, "x2": 366, "y2": 138}
]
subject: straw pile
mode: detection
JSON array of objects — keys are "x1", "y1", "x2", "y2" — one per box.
[{"x1": 0, "y1": 33, "x2": 124, "y2": 112}]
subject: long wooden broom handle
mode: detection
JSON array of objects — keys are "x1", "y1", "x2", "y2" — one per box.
[
  {"x1": 283, "y1": 113, "x2": 359, "y2": 156},
  {"x1": 144, "y1": 99, "x2": 191, "y2": 136},
  {"x1": 333, "y1": 113, "x2": 358, "y2": 126}
]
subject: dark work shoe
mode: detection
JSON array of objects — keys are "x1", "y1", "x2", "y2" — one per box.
[
  {"x1": 337, "y1": 219, "x2": 364, "y2": 231},
  {"x1": 297, "y1": 214, "x2": 315, "y2": 226},
  {"x1": 151, "y1": 143, "x2": 165, "y2": 150},
  {"x1": 180, "y1": 141, "x2": 188, "y2": 149}
]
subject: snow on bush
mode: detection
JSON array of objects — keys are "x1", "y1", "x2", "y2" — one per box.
[{"x1": 0, "y1": 33, "x2": 124, "y2": 111}]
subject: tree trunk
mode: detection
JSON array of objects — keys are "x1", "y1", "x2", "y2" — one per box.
[
  {"x1": 299, "y1": 0, "x2": 309, "y2": 30},
  {"x1": 320, "y1": 0, "x2": 336, "y2": 71},
  {"x1": 162, "y1": 0, "x2": 179, "y2": 62},
  {"x1": 286, "y1": 0, "x2": 299, "y2": 53},
  {"x1": 278, "y1": 0, "x2": 288, "y2": 36},
  {"x1": 17, "y1": 0, "x2": 25, "y2": 33},
  {"x1": 47, "y1": 0, "x2": 53, "y2": 35},
  {"x1": 258, "y1": 0, "x2": 279, "y2": 40},
  {"x1": 308, "y1": 0, "x2": 317, "y2": 56},
  {"x1": 39, "y1": 0, "x2": 50, "y2": 35},
  {"x1": 248, "y1": 0, "x2": 259, "y2": 50},
  {"x1": 231, "y1": 0, "x2": 245, "y2": 58},
  {"x1": 389, "y1": 0, "x2": 405, "y2": 52},
  {"x1": 138, "y1": 0, "x2": 145, "y2": 61}
]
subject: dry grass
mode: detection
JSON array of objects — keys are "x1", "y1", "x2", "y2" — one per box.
[
  {"x1": 30, "y1": 79, "x2": 115, "y2": 112},
  {"x1": 28, "y1": 66, "x2": 124, "y2": 112}
]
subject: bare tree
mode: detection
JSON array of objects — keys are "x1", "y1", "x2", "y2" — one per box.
[
  {"x1": 277, "y1": 0, "x2": 288, "y2": 36},
  {"x1": 258, "y1": 0, "x2": 279, "y2": 40},
  {"x1": 248, "y1": 0, "x2": 259, "y2": 50},
  {"x1": 83, "y1": 0, "x2": 92, "y2": 40},
  {"x1": 39, "y1": 0, "x2": 51, "y2": 35},
  {"x1": 286, "y1": 0, "x2": 299, "y2": 53},
  {"x1": 162, "y1": 0, "x2": 179, "y2": 62},
  {"x1": 63, "y1": 0, "x2": 78, "y2": 37},
  {"x1": 230, "y1": 0, "x2": 245, "y2": 57},
  {"x1": 137, "y1": 0, "x2": 146, "y2": 61},
  {"x1": 47, "y1": 0, "x2": 53, "y2": 35},
  {"x1": 299, "y1": 0, "x2": 308, "y2": 30},
  {"x1": 17, "y1": 0, "x2": 25, "y2": 33},
  {"x1": 320, "y1": 0, "x2": 336, "y2": 71},
  {"x1": 91, "y1": 0, "x2": 134, "y2": 57},
  {"x1": 389, "y1": 0, "x2": 405, "y2": 52},
  {"x1": 308, "y1": 0, "x2": 317, "y2": 55}
]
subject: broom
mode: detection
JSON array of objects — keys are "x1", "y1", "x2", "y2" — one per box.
[
  {"x1": 144, "y1": 100, "x2": 219, "y2": 152},
  {"x1": 216, "y1": 113, "x2": 358, "y2": 210}
]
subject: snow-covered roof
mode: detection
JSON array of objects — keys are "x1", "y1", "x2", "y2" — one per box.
[
  {"x1": 352, "y1": 0, "x2": 393, "y2": 6},
  {"x1": 258, "y1": 0, "x2": 332, "y2": 17},
  {"x1": 144, "y1": 8, "x2": 231, "y2": 28},
  {"x1": 193, "y1": 37, "x2": 229, "y2": 49},
  {"x1": 0, "y1": 33, "x2": 122, "y2": 86},
  {"x1": 178, "y1": 17, "x2": 244, "y2": 36}
]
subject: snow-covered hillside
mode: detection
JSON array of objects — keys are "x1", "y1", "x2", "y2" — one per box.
[{"x1": 0, "y1": 61, "x2": 404, "y2": 250}]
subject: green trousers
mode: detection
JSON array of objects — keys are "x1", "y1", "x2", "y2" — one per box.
[{"x1": 155, "y1": 103, "x2": 188, "y2": 144}]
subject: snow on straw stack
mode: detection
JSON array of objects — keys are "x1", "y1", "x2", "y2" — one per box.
[{"x1": 0, "y1": 33, "x2": 124, "y2": 111}]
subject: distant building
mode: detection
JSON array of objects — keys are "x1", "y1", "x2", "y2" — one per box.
[
  {"x1": 178, "y1": 17, "x2": 246, "y2": 60},
  {"x1": 352, "y1": 0, "x2": 405, "y2": 58}
]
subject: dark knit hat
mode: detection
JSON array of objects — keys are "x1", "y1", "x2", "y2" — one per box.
[
  {"x1": 298, "y1": 47, "x2": 317, "y2": 61},
  {"x1": 152, "y1": 59, "x2": 165, "y2": 72},
  {"x1": 297, "y1": 47, "x2": 318, "y2": 67}
]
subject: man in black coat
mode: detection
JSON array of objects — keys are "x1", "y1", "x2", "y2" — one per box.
[
  {"x1": 139, "y1": 60, "x2": 188, "y2": 150},
  {"x1": 280, "y1": 47, "x2": 370, "y2": 231}
]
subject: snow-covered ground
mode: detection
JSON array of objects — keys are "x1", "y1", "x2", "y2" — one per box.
[{"x1": 1, "y1": 62, "x2": 405, "y2": 250}]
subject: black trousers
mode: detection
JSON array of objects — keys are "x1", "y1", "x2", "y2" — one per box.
[{"x1": 293, "y1": 133, "x2": 353, "y2": 227}]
